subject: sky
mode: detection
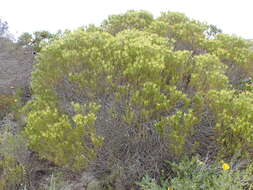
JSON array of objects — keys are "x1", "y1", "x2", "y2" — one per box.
[{"x1": 1, "y1": 0, "x2": 253, "y2": 39}]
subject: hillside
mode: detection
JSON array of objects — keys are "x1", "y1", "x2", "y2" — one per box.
[{"x1": 0, "y1": 38, "x2": 34, "y2": 94}]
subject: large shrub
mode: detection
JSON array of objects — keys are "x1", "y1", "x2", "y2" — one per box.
[{"x1": 23, "y1": 10, "x2": 253, "y2": 187}]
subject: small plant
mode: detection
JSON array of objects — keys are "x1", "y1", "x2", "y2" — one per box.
[
  {"x1": 0, "y1": 156, "x2": 25, "y2": 190},
  {"x1": 138, "y1": 157, "x2": 253, "y2": 190},
  {"x1": 137, "y1": 175, "x2": 169, "y2": 190},
  {"x1": 48, "y1": 174, "x2": 56, "y2": 190},
  {"x1": 0, "y1": 94, "x2": 15, "y2": 119},
  {"x1": 0, "y1": 132, "x2": 27, "y2": 190}
]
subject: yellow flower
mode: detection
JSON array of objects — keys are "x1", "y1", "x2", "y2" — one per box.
[
  {"x1": 222, "y1": 163, "x2": 230, "y2": 171},
  {"x1": 14, "y1": 99, "x2": 18, "y2": 102},
  {"x1": 168, "y1": 187, "x2": 173, "y2": 190},
  {"x1": 10, "y1": 86, "x2": 15, "y2": 89}
]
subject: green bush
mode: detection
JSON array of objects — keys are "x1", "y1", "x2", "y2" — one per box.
[
  {"x1": 137, "y1": 175, "x2": 169, "y2": 190},
  {"x1": 28, "y1": 29, "x2": 199, "y2": 158},
  {"x1": 24, "y1": 101, "x2": 103, "y2": 171},
  {"x1": 29, "y1": 24, "x2": 253, "y2": 158},
  {"x1": 21, "y1": 10, "x2": 253, "y2": 187},
  {"x1": 0, "y1": 128, "x2": 30, "y2": 190},
  {"x1": 138, "y1": 157, "x2": 253, "y2": 190},
  {"x1": 0, "y1": 156, "x2": 24, "y2": 190},
  {"x1": 17, "y1": 30, "x2": 55, "y2": 52},
  {"x1": 101, "y1": 10, "x2": 154, "y2": 35},
  {"x1": 206, "y1": 90, "x2": 253, "y2": 157}
]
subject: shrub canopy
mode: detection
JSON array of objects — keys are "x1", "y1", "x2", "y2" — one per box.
[{"x1": 24, "y1": 11, "x2": 253, "y2": 172}]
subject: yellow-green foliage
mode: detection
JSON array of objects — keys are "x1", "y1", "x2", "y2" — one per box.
[
  {"x1": 101, "y1": 10, "x2": 154, "y2": 34},
  {"x1": 0, "y1": 156, "x2": 24, "y2": 190},
  {"x1": 148, "y1": 12, "x2": 208, "y2": 51},
  {"x1": 24, "y1": 101, "x2": 103, "y2": 171},
  {"x1": 206, "y1": 90, "x2": 253, "y2": 157},
  {"x1": 189, "y1": 54, "x2": 228, "y2": 92},
  {"x1": 28, "y1": 29, "x2": 198, "y2": 157},
  {"x1": 0, "y1": 130, "x2": 28, "y2": 190},
  {"x1": 24, "y1": 10, "x2": 253, "y2": 170},
  {"x1": 155, "y1": 110, "x2": 198, "y2": 156},
  {"x1": 203, "y1": 34, "x2": 253, "y2": 73}
]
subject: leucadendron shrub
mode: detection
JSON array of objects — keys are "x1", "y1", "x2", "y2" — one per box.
[
  {"x1": 23, "y1": 11, "x2": 253, "y2": 178},
  {"x1": 205, "y1": 90, "x2": 253, "y2": 157},
  {"x1": 27, "y1": 29, "x2": 201, "y2": 159}
]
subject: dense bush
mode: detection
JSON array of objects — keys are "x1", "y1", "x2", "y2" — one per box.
[
  {"x1": 23, "y1": 100, "x2": 103, "y2": 171},
  {"x1": 101, "y1": 10, "x2": 154, "y2": 34},
  {"x1": 19, "y1": 10, "x2": 253, "y2": 188}
]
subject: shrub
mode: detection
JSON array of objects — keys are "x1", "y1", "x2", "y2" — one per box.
[
  {"x1": 205, "y1": 90, "x2": 253, "y2": 157},
  {"x1": 101, "y1": 10, "x2": 154, "y2": 35},
  {"x1": 17, "y1": 31, "x2": 55, "y2": 52},
  {"x1": 0, "y1": 127, "x2": 30, "y2": 190},
  {"x1": 29, "y1": 29, "x2": 199, "y2": 157},
  {"x1": 22, "y1": 10, "x2": 253, "y2": 187},
  {"x1": 0, "y1": 156, "x2": 24, "y2": 190},
  {"x1": 24, "y1": 101, "x2": 103, "y2": 171}
]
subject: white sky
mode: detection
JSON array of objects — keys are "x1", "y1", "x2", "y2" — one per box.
[{"x1": 1, "y1": 0, "x2": 253, "y2": 39}]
